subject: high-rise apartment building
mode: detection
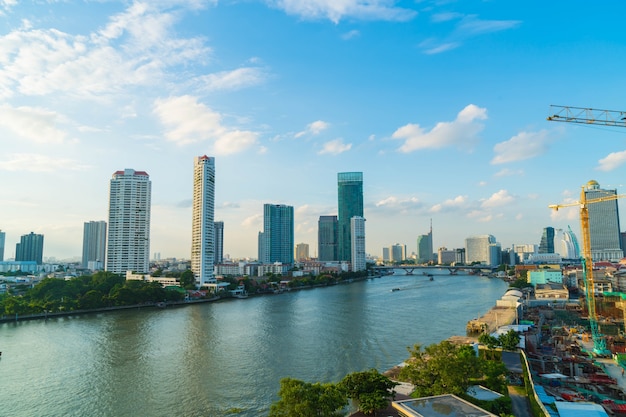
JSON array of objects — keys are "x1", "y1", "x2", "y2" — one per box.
[
  {"x1": 0, "y1": 230, "x2": 5, "y2": 262},
  {"x1": 295, "y1": 243, "x2": 309, "y2": 261},
  {"x1": 318, "y1": 215, "x2": 338, "y2": 261},
  {"x1": 350, "y1": 216, "x2": 366, "y2": 272},
  {"x1": 337, "y1": 172, "x2": 363, "y2": 262},
  {"x1": 214, "y1": 221, "x2": 224, "y2": 265},
  {"x1": 416, "y1": 222, "x2": 433, "y2": 264},
  {"x1": 538, "y1": 227, "x2": 555, "y2": 254},
  {"x1": 15, "y1": 232, "x2": 44, "y2": 264},
  {"x1": 82, "y1": 221, "x2": 107, "y2": 269},
  {"x1": 258, "y1": 204, "x2": 294, "y2": 265},
  {"x1": 390, "y1": 243, "x2": 406, "y2": 262},
  {"x1": 465, "y1": 235, "x2": 500, "y2": 266},
  {"x1": 106, "y1": 169, "x2": 151, "y2": 274},
  {"x1": 585, "y1": 180, "x2": 624, "y2": 261},
  {"x1": 191, "y1": 156, "x2": 216, "y2": 286}
]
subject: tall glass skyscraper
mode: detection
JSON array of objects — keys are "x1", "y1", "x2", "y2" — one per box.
[
  {"x1": 538, "y1": 227, "x2": 555, "y2": 254},
  {"x1": 258, "y1": 204, "x2": 294, "y2": 265},
  {"x1": 214, "y1": 221, "x2": 224, "y2": 265},
  {"x1": 191, "y1": 156, "x2": 216, "y2": 285},
  {"x1": 0, "y1": 230, "x2": 5, "y2": 262},
  {"x1": 416, "y1": 222, "x2": 433, "y2": 264},
  {"x1": 585, "y1": 180, "x2": 623, "y2": 261},
  {"x1": 106, "y1": 169, "x2": 151, "y2": 274},
  {"x1": 351, "y1": 216, "x2": 366, "y2": 272},
  {"x1": 337, "y1": 172, "x2": 363, "y2": 262},
  {"x1": 318, "y1": 215, "x2": 338, "y2": 261},
  {"x1": 82, "y1": 221, "x2": 107, "y2": 269},
  {"x1": 15, "y1": 232, "x2": 44, "y2": 264}
]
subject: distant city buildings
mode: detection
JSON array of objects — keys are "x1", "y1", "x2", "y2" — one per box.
[
  {"x1": 350, "y1": 216, "x2": 366, "y2": 272},
  {"x1": 295, "y1": 243, "x2": 309, "y2": 261},
  {"x1": 584, "y1": 180, "x2": 624, "y2": 261},
  {"x1": 191, "y1": 156, "x2": 216, "y2": 286},
  {"x1": 82, "y1": 221, "x2": 106, "y2": 270},
  {"x1": 0, "y1": 230, "x2": 4, "y2": 262},
  {"x1": 416, "y1": 222, "x2": 433, "y2": 264},
  {"x1": 106, "y1": 169, "x2": 151, "y2": 274},
  {"x1": 214, "y1": 221, "x2": 224, "y2": 265},
  {"x1": 259, "y1": 204, "x2": 294, "y2": 265},
  {"x1": 465, "y1": 235, "x2": 500, "y2": 266},
  {"x1": 438, "y1": 247, "x2": 456, "y2": 265},
  {"x1": 318, "y1": 215, "x2": 338, "y2": 262},
  {"x1": 15, "y1": 232, "x2": 44, "y2": 265},
  {"x1": 390, "y1": 243, "x2": 406, "y2": 262},
  {"x1": 337, "y1": 172, "x2": 363, "y2": 263}
]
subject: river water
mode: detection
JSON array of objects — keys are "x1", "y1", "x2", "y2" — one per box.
[{"x1": 0, "y1": 271, "x2": 508, "y2": 417}]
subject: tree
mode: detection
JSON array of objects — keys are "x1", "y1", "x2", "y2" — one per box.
[
  {"x1": 399, "y1": 341, "x2": 482, "y2": 398},
  {"x1": 498, "y1": 329, "x2": 521, "y2": 351},
  {"x1": 478, "y1": 333, "x2": 500, "y2": 360},
  {"x1": 179, "y1": 269, "x2": 196, "y2": 290},
  {"x1": 269, "y1": 378, "x2": 346, "y2": 417},
  {"x1": 339, "y1": 369, "x2": 398, "y2": 415}
]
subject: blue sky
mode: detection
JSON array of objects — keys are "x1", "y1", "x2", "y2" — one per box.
[{"x1": 2, "y1": 0, "x2": 626, "y2": 261}]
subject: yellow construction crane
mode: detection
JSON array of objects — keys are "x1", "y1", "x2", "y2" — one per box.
[
  {"x1": 547, "y1": 105, "x2": 626, "y2": 127},
  {"x1": 550, "y1": 188, "x2": 626, "y2": 355}
]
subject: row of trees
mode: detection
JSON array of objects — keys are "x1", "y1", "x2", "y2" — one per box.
[{"x1": 269, "y1": 369, "x2": 398, "y2": 416}]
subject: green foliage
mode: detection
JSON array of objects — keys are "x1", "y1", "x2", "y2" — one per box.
[
  {"x1": 339, "y1": 369, "x2": 398, "y2": 415},
  {"x1": 179, "y1": 269, "x2": 196, "y2": 289},
  {"x1": 509, "y1": 277, "x2": 529, "y2": 289},
  {"x1": 269, "y1": 378, "x2": 347, "y2": 417},
  {"x1": 498, "y1": 329, "x2": 521, "y2": 351},
  {"x1": 478, "y1": 333, "x2": 500, "y2": 360}
]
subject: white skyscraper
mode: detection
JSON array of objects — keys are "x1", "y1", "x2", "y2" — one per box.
[
  {"x1": 82, "y1": 221, "x2": 107, "y2": 270},
  {"x1": 106, "y1": 169, "x2": 151, "y2": 274},
  {"x1": 191, "y1": 156, "x2": 215, "y2": 286},
  {"x1": 351, "y1": 216, "x2": 366, "y2": 272}
]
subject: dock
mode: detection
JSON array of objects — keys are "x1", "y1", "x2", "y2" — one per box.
[{"x1": 467, "y1": 306, "x2": 517, "y2": 334}]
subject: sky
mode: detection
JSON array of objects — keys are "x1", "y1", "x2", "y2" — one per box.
[{"x1": 2, "y1": 0, "x2": 626, "y2": 262}]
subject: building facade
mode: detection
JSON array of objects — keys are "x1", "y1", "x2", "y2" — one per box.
[
  {"x1": 106, "y1": 169, "x2": 151, "y2": 274},
  {"x1": 350, "y1": 216, "x2": 366, "y2": 272},
  {"x1": 390, "y1": 243, "x2": 406, "y2": 262},
  {"x1": 538, "y1": 227, "x2": 555, "y2": 254},
  {"x1": 295, "y1": 243, "x2": 309, "y2": 261},
  {"x1": 82, "y1": 221, "x2": 107, "y2": 270},
  {"x1": 259, "y1": 204, "x2": 294, "y2": 265},
  {"x1": 0, "y1": 230, "x2": 4, "y2": 262},
  {"x1": 465, "y1": 235, "x2": 499, "y2": 266},
  {"x1": 191, "y1": 156, "x2": 216, "y2": 286},
  {"x1": 214, "y1": 221, "x2": 224, "y2": 265},
  {"x1": 318, "y1": 215, "x2": 338, "y2": 262},
  {"x1": 585, "y1": 180, "x2": 624, "y2": 261},
  {"x1": 337, "y1": 172, "x2": 363, "y2": 262},
  {"x1": 416, "y1": 229, "x2": 433, "y2": 264},
  {"x1": 15, "y1": 232, "x2": 44, "y2": 265}
]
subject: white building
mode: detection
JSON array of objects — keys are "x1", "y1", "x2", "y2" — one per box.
[
  {"x1": 465, "y1": 235, "x2": 500, "y2": 266},
  {"x1": 191, "y1": 156, "x2": 216, "y2": 286},
  {"x1": 106, "y1": 169, "x2": 151, "y2": 274},
  {"x1": 351, "y1": 216, "x2": 366, "y2": 272}
]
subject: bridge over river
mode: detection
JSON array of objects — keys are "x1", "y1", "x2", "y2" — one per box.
[{"x1": 372, "y1": 265, "x2": 498, "y2": 276}]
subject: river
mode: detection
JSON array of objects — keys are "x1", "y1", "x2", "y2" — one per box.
[{"x1": 0, "y1": 271, "x2": 508, "y2": 416}]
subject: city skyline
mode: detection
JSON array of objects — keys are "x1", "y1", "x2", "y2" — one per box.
[{"x1": 3, "y1": 1, "x2": 626, "y2": 260}]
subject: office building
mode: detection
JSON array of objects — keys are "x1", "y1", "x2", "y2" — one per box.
[
  {"x1": 391, "y1": 243, "x2": 406, "y2": 262},
  {"x1": 191, "y1": 156, "x2": 216, "y2": 285},
  {"x1": 538, "y1": 227, "x2": 555, "y2": 254},
  {"x1": 258, "y1": 204, "x2": 294, "y2": 265},
  {"x1": 416, "y1": 222, "x2": 433, "y2": 264},
  {"x1": 15, "y1": 232, "x2": 44, "y2": 265},
  {"x1": 295, "y1": 243, "x2": 309, "y2": 261},
  {"x1": 318, "y1": 215, "x2": 338, "y2": 262},
  {"x1": 106, "y1": 169, "x2": 151, "y2": 274},
  {"x1": 465, "y1": 235, "x2": 500, "y2": 266},
  {"x1": 0, "y1": 230, "x2": 4, "y2": 262},
  {"x1": 438, "y1": 247, "x2": 456, "y2": 265},
  {"x1": 214, "y1": 221, "x2": 224, "y2": 265},
  {"x1": 337, "y1": 172, "x2": 363, "y2": 262},
  {"x1": 585, "y1": 180, "x2": 624, "y2": 261},
  {"x1": 82, "y1": 221, "x2": 107, "y2": 270},
  {"x1": 351, "y1": 216, "x2": 366, "y2": 272},
  {"x1": 382, "y1": 247, "x2": 390, "y2": 262}
]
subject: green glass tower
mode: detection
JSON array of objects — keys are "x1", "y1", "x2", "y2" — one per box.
[{"x1": 337, "y1": 172, "x2": 363, "y2": 262}]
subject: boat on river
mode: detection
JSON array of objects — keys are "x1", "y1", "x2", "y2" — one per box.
[{"x1": 391, "y1": 288, "x2": 401, "y2": 292}]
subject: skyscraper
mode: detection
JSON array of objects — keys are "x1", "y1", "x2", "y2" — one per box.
[
  {"x1": 465, "y1": 235, "x2": 499, "y2": 266},
  {"x1": 106, "y1": 169, "x2": 151, "y2": 274},
  {"x1": 191, "y1": 156, "x2": 216, "y2": 286},
  {"x1": 318, "y1": 215, "x2": 338, "y2": 261},
  {"x1": 82, "y1": 221, "x2": 107, "y2": 269},
  {"x1": 0, "y1": 230, "x2": 5, "y2": 262},
  {"x1": 214, "y1": 221, "x2": 224, "y2": 265},
  {"x1": 416, "y1": 221, "x2": 433, "y2": 264},
  {"x1": 258, "y1": 204, "x2": 294, "y2": 265},
  {"x1": 585, "y1": 180, "x2": 624, "y2": 261},
  {"x1": 295, "y1": 243, "x2": 309, "y2": 261},
  {"x1": 337, "y1": 172, "x2": 363, "y2": 262},
  {"x1": 350, "y1": 216, "x2": 366, "y2": 272},
  {"x1": 15, "y1": 232, "x2": 44, "y2": 264},
  {"x1": 538, "y1": 227, "x2": 555, "y2": 254}
]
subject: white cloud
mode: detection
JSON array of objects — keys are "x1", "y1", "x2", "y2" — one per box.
[
  {"x1": 481, "y1": 189, "x2": 515, "y2": 208},
  {"x1": 196, "y1": 67, "x2": 266, "y2": 91},
  {"x1": 342, "y1": 30, "x2": 360, "y2": 40},
  {"x1": 430, "y1": 195, "x2": 468, "y2": 213},
  {"x1": 597, "y1": 150, "x2": 626, "y2": 171},
  {"x1": 457, "y1": 15, "x2": 522, "y2": 35},
  {"x1": 494, "y1": 168, "x2": 524, "y2": 177},
  {"x1": 295, "y1": 120, "x2": 330, "y2": 138},
  {"x1": 318, "y1": 138, "x2": 351, "y2": 155},
  {"x1": 241, "y1": 213, "x2": 262, "y2": 228},
  {"x1": 491, "y1": 129, "x2": 550, "y2": 164},
  {"x1": 392, "y1": 104, "x2": 486, "y2": 153},
  {"x1": 265, "y1": 0, "x2": 417, "y2": 23},
  {"x1": 0, "y1": 153, "x2": 89, "y2": 172},
  {"x1": 0, "y1": 105, "x2": 68, "y2": 143},
  {"x1": 153, "y1": 95, "x2": 258, "y2": 154}
]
